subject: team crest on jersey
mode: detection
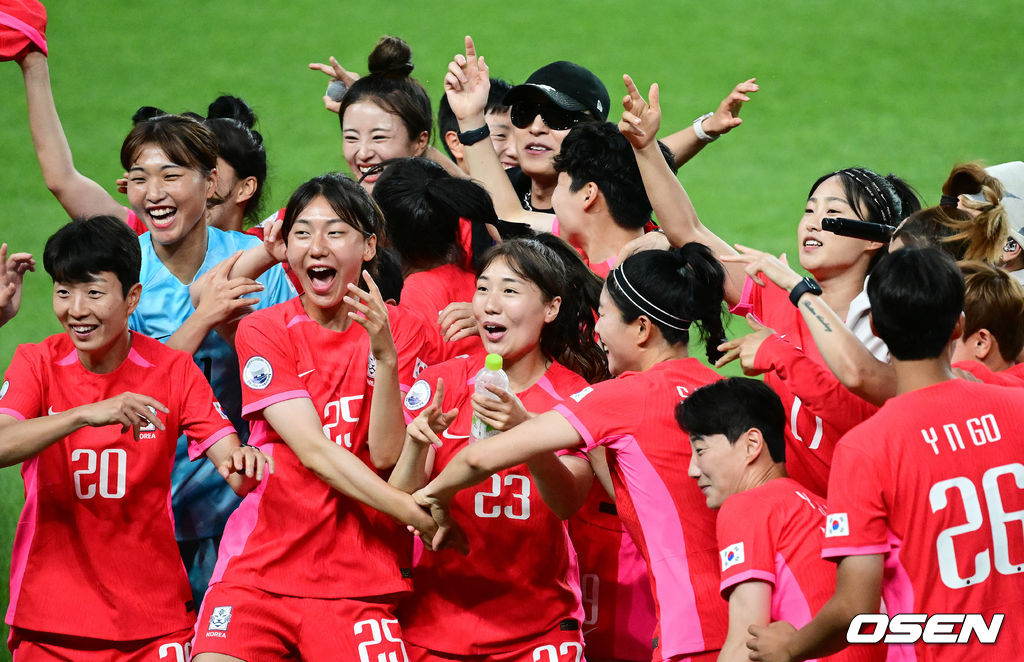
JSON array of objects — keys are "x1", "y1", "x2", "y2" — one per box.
[
  {"x1": 570, "y1": 386, "x2": 594, "y2": 402},
  {"x1": 720, "y1": 542, "x2": 745, "y2": 571},
  {"x1": 825, "y1": 513, "x2": 849, "y2": 537},
  {"x1": 0, "y1": 379, "x2": 8, "y2": 401},
  {"x1": 405, "y1": 380, "x2": 431, "y2": 411},
  {"x1": 208, "y1": 606, "x2": 232, "y2": 632},
  {"x1": 243, "y1": 356, "x2": 273, "y2": 390},
  {"x1": 138, "y1": 405, "x2": 158, "y2": 439}
]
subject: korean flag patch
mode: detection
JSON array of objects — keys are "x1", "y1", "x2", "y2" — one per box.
[
  {"x1": 208, "y1": 605, "x2": 233, "y2": 632},
  {"x1": 243, "y1": 356, "x2": 273, "y2": 390},
  {"x1": 405, "y1": 379, "x2": 432, "y2": 411},
  {"x1": 720, "y1": 542, "x2": 745, "y2": 571},
  {"x1": 825, "y1": 513, "x2": 850, "y2": 538}
]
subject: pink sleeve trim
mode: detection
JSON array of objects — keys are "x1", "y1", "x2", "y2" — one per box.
[
  {"x1": 0, "y1": 11, "x2": 48, "y2": 54},
  {"x1": 821, "y1": 543, "x2": 891, "y2": 559},
  {"x1": 189, "y1": 425, "x2": 235, "y2": 461},
  {"x1": 729, "y1": 275, "x2": 756, "y2": 317},
  {"x1": 0, "y1": 408, "x2": 26, "y2": 421},
  {"x1": 242, "y1": 389, "x2": 310, "y2": 417},
  {"x1": 720, "y1": 569, "x2": 776, "y2": 596},
  {"x1": 553, "y1": 404, "x2": 596, "y2": 449}
]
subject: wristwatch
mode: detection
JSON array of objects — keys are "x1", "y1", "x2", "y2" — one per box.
[{"x1": 789, "y1": 276, "x2": 822, "y2": 306}]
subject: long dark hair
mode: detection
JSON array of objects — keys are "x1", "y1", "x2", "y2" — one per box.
[
  {"x1": 607, "y1": 243, "x2": 727, "y2": 363},
  {"x1": 477, "y1": 235, "x2": 609, "y2": 383}
]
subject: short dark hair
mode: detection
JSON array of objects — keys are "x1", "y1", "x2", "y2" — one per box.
[
  {"x1": 553, "y1": 122, "x2": 673, "y2": 230},
  {"x1": 206, "y1": 95, "x2": 268, "y2": 223},
  {"x1": 120, "y1": 114, "x2": 218, "y2": 173},
  {"x1": 867, "y1": 247, "x2": 965, "y2": 360},
  {"x1": 281, "y1": 173, "x2": 384, "y2": 278},
  {"x1": 676, "y1": 378, "x2": 787, "y2": 463},
  {"x1": 43, "y1": 216, "x2": 141, "y2": 297},
  {"x1": 437, "y1": 78, "x2": 513, "y2": 159}
]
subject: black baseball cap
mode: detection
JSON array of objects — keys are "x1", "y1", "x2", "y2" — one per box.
[{"x1": 503, "y1": 61, "x2": 610, "y2": 121}]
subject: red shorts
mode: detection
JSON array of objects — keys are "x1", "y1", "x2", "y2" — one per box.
[
  {"x1": 9, "y1": 626, "x2": 193, "y2": 661},
  {"x1": 191, "y1": 582, "x2": 406, "y2": 660},
  {"x1": 406, "y1": 621, "x2": 585, "y2": 662}
]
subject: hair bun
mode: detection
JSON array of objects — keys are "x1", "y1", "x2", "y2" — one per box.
[
  {"x1": 131, "y1": 106, "x2": 166, "y2": 124},
  {"x1": 207, "y1": 95, "x2": 257, "y2": 128},
  {"x1": 367, "y1": 35, "x2": 415, "y2": 78}
]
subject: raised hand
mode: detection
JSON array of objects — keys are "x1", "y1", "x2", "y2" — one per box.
[
  {"x1": 78, "y1": 392, "x2": 169, "y2": 442},
  {"x1": 719, "y1": 244, "x2": 802, "y2": 291},
  {"x1": 471, "y1": 384, "x2": 530, "y2": 432},
  {"x1": 702, "y1": 78, "x2": 758, "y2": 138},
  {"x1": 408, "y1": 379, "x2": 459, "y2": 448},
  {"x1": 0, "y1": 243, "x2": 35, "y2": 327},
  {"x1": 438, "y1": 301, "x2": 478, "y2": 343},
  {"x1": 618, "y1": 74, "x2": 661, "y2": 150},
  {"x1": 715, "y1": 314, "x2": 776, "y2": 374},
  {"x1": 308, "y1": 56, "x2": 361, "y2": 114},
  {"x1": 344, "y1": 271, "x2": 397, "y2": 363},
  {"x1": 443, "y1": 35, "x2": 490, "y2": 124}
]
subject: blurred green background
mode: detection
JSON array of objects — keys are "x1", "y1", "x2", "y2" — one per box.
[{"x1": 0, "y1": 0, "x2": 1020, "y2": 654}]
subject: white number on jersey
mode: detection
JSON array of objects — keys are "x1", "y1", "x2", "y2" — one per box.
[
  {"x1": 532, "y1": 642, "x2": 584, "y2": 662},
  {"x1": 580, "y1": 573, "x2": 599, "y2": 626},
  {"x1": 72, "y1": 448, "x2": 127, "y2": 500},
  {"x1": 157, "y1": 642, "x2": 191, "y2": 661},
  {"x1": 474, "y1": 473, "x2": 531, "y2": 520},
  {"x1": 353, "y1": 618, "x2": 409, "y2": 662},
  {"x1": 790, "y1": 396, "x2": 823, "y2": 450},
  {"x1": 323, "y1": 395, "x2": 364, "y2": 448},
  {"x1": 929, "y1": 462, "x2": 1024, "y2": 589}
]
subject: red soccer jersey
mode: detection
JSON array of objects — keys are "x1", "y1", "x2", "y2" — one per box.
[
  {"x1": 953, "y1": 360, "x2": 1024, "y2": 387},
  {"x1": 124, "y1": 206, "x2": 147, "y2": 235},
  {"x1": 717, "y1": 479, "x2": 881, "y2": 662},
  {"x1": 399, "y1": 262, "x2": 482, "y2": 360},
  {"x1": 823, "y1": 379, "x2": 1024, "y2": 660},
  {"x1": 398, "y1": 352, "x2": 587, "y2": 654},
  {"x1": 211, "y1": 297, "x2": 437, "y2": 598},
  {"x1": 0, "y1": 333, "x2": 234, "y2": 640},
  {"x1": 569, "y1": 483, "x2": 657, "y2": 661},
  {"x1": 733, "y1": 278, "x2": 878, "y2": 496},
  {"x1": 554, "y1": 358, "x2": 726, "y2": 660}
]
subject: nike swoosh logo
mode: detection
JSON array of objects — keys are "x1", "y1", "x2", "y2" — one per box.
[
  {"x1": 583, "y1": 626, "x2": 598, "y2": 637},
  {"x1": 298, "y1": 369, "x2": 315, "y2": 378},
  {"x1": 47, "y1": 406, "x2": 61, "y2": 416},
  {"x1": 442, "y1": 430, "x2": 470, "y2": 440}
]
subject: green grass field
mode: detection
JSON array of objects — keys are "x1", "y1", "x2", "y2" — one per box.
[{"x1": 0, "y1": 0, "x2": 1020, "y2": 653}]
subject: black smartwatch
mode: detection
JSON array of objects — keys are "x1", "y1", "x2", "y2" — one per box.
[
  {"x1": 457, "y1": 124, "x2": 491, "y2": 146},
  {"x1": 789, "y1": 276, "x2": 822, "y2": 306}
]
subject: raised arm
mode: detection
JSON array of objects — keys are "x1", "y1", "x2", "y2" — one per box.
[
  {"x1": 388, "y1": 378, "x2": 454, "y2": 492},
  {"x1": 660, "y1": 78, "x2": 758, "y2": 169},
  {"x1": 0, "y1": 244, "x2": 35, "y2": 328},
  {"x1": 17, "y1": 50, "x2": 126, "y2": 222},
  {"x1": 618, "y1": 75, "x2": 746, "y2": 305},
  {"x1": 720, "y1": 246, "x2": 895, "y2": 405},
  {"x1": 444, "y1": 36, "x2": 553, "y2": 232}
]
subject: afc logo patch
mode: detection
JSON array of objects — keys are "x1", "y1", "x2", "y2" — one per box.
[
  {"x1": 243, "y1": 356, "x2": 273, "y2": 390},
  {"x1": 208, "y1": 605, "x2": 233, "y2": 632},
  {"x1": 570, "y1": 386, "x2": 593, "y2": 402},
  {"x1": 405, "y1": 379, "x2": 431, "y2": 411}
]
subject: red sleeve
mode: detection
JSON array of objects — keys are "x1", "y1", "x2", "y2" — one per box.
[
  {"x1": 235, "y1": 314, "x2": 310, "y2": 419},
  {"x1": 553, "y1": 378, "x2": 634, "y2": 451},
  {"x1": 124, "y1": 207, "x2": 147, "y2": 236},
  {"x1": 389, "y1": 306, "x2": 441, "y2": 392},
  {"x1": 0, "y1": 345, "x2": 44, "y2": 421},
  {"x1": 753, "y1": 334, "x2": 877, "y2": 424},
  {"x1": 822, "y1": 435, "x2": 892, "y2": 559},
  {"x1": 175, "y1": 356, "x2": 237, "y2": 460},
  {"x1": 716, "y1": 493, "x2": 777, "y2": 597}
]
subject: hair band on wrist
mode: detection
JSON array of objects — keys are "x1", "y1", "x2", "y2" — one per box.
[{"x1": 692, "y1": 112, "x2": 718, "y2": 143}]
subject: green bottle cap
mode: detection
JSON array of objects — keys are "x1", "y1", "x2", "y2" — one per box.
[{"x1": 484, "y1": 353, "x2": 503, "y2": 371}]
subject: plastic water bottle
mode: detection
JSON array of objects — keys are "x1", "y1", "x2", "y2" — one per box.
[{"x1": 471, "y1": 353, "x2": 509, "y2": 441}]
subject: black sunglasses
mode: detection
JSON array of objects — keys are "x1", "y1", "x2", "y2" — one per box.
[{"x1": 510, "y1": 102, "x2": 589, "y2": 131}]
